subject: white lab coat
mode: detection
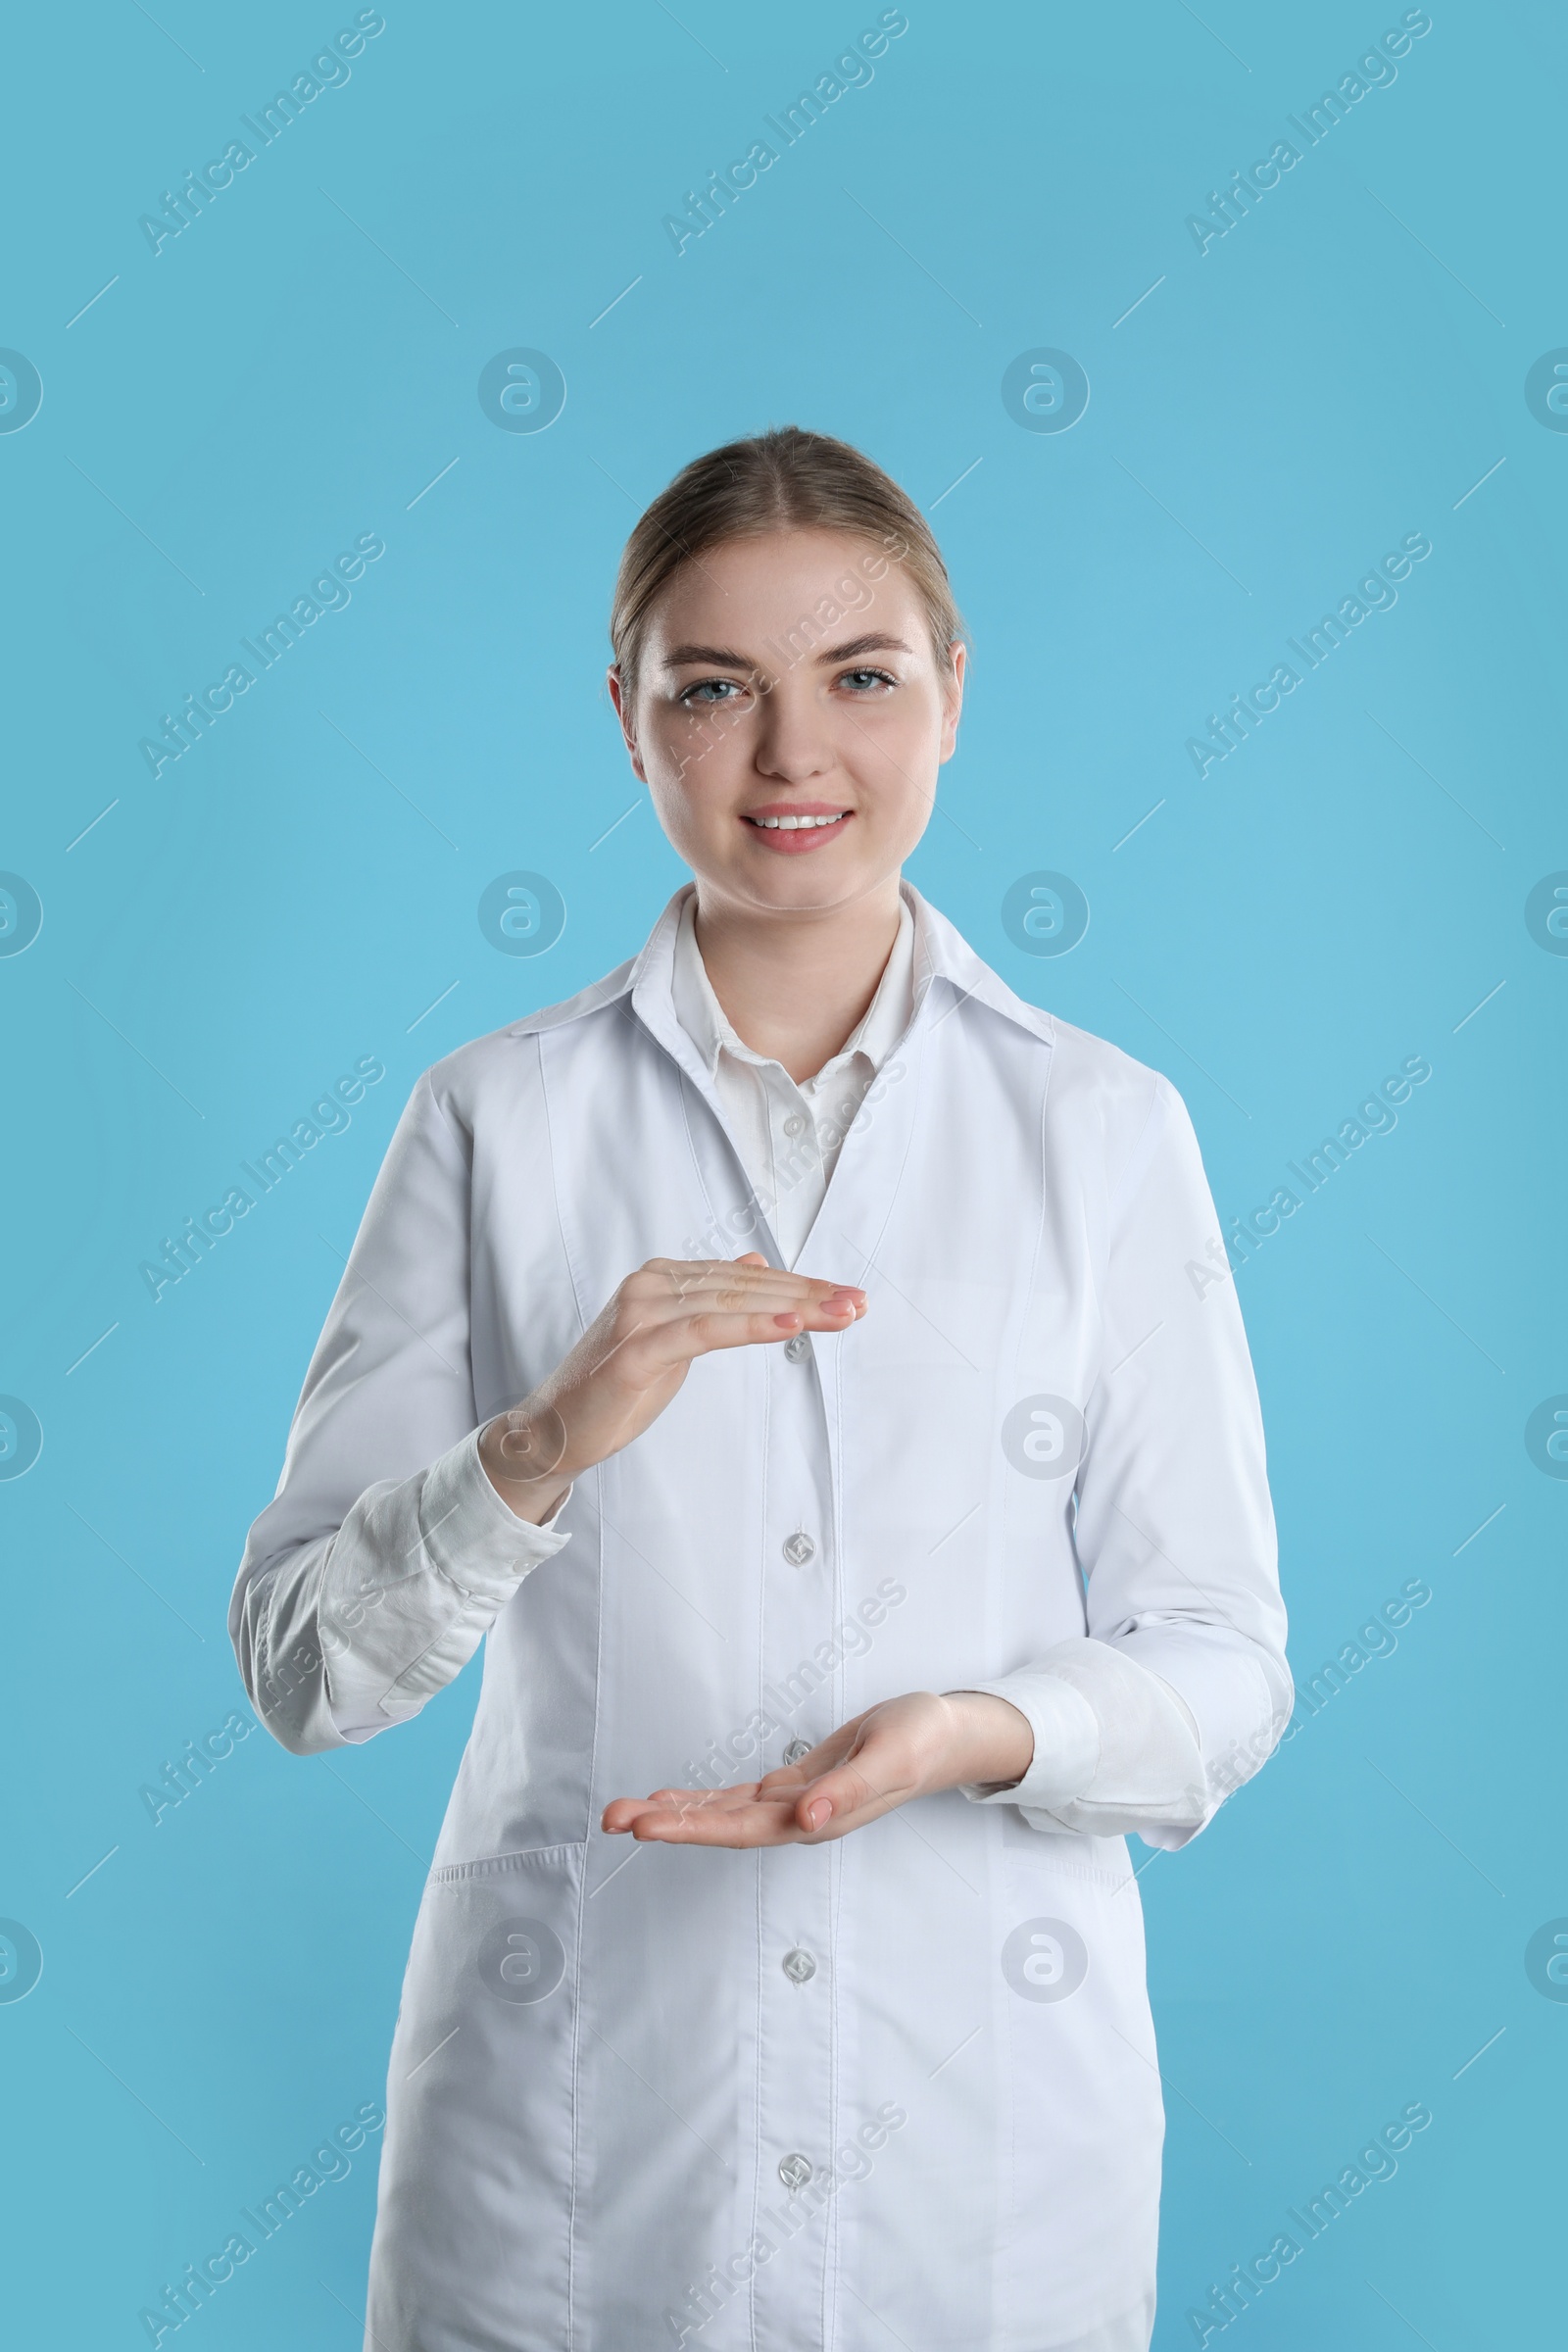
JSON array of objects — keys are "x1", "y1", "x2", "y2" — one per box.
[{"x1": 231, "y1": 885, "x2": 1289, "y2": 2352}]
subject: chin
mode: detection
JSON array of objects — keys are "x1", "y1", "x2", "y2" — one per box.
[{"x1": 740, "y1": 858, "x2": 890, "y2": 913}]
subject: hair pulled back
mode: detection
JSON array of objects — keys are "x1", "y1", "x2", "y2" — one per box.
[{"x1": 610, "y1": 424, "x2": 964, "y2": 704}]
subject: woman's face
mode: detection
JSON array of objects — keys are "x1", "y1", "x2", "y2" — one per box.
[{"x1": 609, "y1": 527, "x2": 965, "y2": 915}]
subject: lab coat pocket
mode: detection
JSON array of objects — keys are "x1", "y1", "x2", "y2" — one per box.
[{"x1": 367, "y1": 1842, "x2": 584, "y2": 2352}]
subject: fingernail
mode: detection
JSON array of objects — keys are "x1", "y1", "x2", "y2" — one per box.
[{"x1": 807, "y1": 1798, "x2": 831, "y2": 1829}]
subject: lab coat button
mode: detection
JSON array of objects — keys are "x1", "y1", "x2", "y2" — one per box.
[
  {"x1": 782, "y1": 1531, "x2": 816, "y2": 1567},
  {"x1": 782, "y1": 1738, "x2": 812, "y2": 1765},
  {"x1": 778, "y1": 2153, "x2": 813, "y2": 2191},
  {"x1": 783, "y1": 1334, "x2": 810, "y2": 1363},
  {"x1": 782, "y1": 1112, "x2": 808, "y2": 1138},
  {"x1": 782, "y1": 1947, "x2": 816, "y2": 1984}
]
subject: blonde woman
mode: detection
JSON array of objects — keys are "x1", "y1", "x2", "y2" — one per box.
[{"x1": 232, "y1": 426, "x2": 1289, "y2": 2352}]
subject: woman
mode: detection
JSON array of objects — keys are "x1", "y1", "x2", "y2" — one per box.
[{"x1": 231, "y1": 427, "x2": 1290, "y2": 2352}]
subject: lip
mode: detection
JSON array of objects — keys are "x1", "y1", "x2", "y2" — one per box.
[{"x1": 740, "y1": 802, "x2": 855, "y2": 856}]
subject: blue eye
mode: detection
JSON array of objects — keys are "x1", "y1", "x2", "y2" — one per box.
[
  {"x1": 679, "y1": 678, "x2": 743, "y2": 707},
  {"x1": 840, "y1": 666, "x2": 896, "y2": 693}
]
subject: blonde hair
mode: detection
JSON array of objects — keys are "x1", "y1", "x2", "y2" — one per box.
[{"x1": 610, "y1": 424, "x2": 964, "y2": 704}]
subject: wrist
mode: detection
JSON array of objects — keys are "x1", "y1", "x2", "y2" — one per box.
[
  {"x1": 939, "y1": 1690, "x2": 1034, "y2": 1791},
  {"x1": 479, "y1": 1405, "x2": 573, "y2": 1526}
]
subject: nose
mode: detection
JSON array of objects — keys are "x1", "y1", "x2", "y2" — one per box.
[{"x1": 753, "y1": 675, "x2": 836, "y2": 785}]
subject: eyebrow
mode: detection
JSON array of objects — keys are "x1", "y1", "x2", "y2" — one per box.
[
  {"x1": 817, "y1": 632, "x2": 914, "y2": 663},
  {"x1": 662, "y1": 643, "x2": 752, "y2": 668},
  {"x1": 662, "y1": 631, "x2": 915, "y2": 670}
]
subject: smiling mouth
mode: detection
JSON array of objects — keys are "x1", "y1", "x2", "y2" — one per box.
[{"x1": 743, "y1": 810, "x2": 852, "y2": 831}]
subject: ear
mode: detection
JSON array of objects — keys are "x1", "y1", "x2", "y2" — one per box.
[
  {"x1": 938, "y1": 641, "x2": 967, "y2": 763},
  {"x1": 606, "y1": 664, "x2": 647, "y2": 782}
]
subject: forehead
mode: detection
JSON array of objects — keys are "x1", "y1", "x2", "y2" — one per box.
[{"x1": 643, "y1": 526, "x2": 928, "y2": 651}]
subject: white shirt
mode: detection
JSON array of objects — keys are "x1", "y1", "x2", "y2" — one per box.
[
  {"x1": 669, "y1": 889, "x2": 916, "y2": 1268},
  {"x1": 230, "y1": 882, "x2": 1290, "y2": 2351}
]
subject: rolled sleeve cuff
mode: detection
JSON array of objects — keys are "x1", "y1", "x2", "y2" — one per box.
[
  {"x1": 419, "y1": 1426, "x2": 574, "y2": 1601},
  {"x1": 952, "y1": 1671, "x2": 1101, "y2": 1812},
  {"x1": 317, "y1": 1428, "x2": 575, "y2": 1741}
]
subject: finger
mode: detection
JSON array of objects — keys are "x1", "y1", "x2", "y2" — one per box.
[
  {"x1": 607, "y1": 1790, "x2": 786, "y2": 1837},
  {"x1": 673, "y1": 1255, "x2": 859, "y2": 1292},
  {"x1": 619, "y1": 1751, "x2": 899, "y2": 1840},
  {"x1": 624, "y1": 1304, "x2": 859, "y2": 1372},
  {"x1": 662, "y1": 1280, "x2": 865, "y2": 1326},
  {"x1": 790, "y1": 1756, "x2": 918, "y2": 1837},
  {"x1": 644, "y1": 1783, "x2": 763, "y2": 1812},
  {"x1": 639, "y1": 1260, "x2": 868, "y2": 1310},
  {"x1": 602, "y1": 1784, "x2": 763, "y2": 1833},
  {"x1": 604, "y1": 1287, "x2": 866, "y2": 1359},
  {"x1": 619, "y1": 1795, "x2": 808, "y2": 1848}
]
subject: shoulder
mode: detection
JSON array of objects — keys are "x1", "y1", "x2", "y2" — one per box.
[
  {"x1": 1042, "y1": 1010, "x2": 1169, "y2": 1120},
  {"x1": 415, "y1": 956, "x2": 641, "y2": 1137},
  {"x1": 1038, "y1": 1013, "x2": 1195, "y2": 1202}
]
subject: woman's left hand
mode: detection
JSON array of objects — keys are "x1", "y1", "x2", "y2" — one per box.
[{"x1": 601, "y1": 1690, "x2": 1034, "y2": 1847}]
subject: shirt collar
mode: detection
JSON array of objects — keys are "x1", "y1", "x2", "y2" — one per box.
[{"x1": 669, "y1": 888, "x2": 915, "y2": 1082}]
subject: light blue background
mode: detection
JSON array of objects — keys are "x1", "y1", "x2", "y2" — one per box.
[{"x1": 1, "y1": 2, "x2": 1562, "y2": 2342}]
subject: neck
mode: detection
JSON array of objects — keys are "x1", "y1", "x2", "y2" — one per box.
[{"x1": 692, "y1": 878, "x2": 905, "y2": 1083}]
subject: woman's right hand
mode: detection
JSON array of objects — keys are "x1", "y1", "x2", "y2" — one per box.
[{"x1": 477, "y1": 1253, "x2": 867, "y2": 1524}]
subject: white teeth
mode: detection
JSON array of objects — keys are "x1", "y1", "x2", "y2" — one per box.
[{"x1": 751, "y1": 812, "x2": 848, "y2": 830}]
